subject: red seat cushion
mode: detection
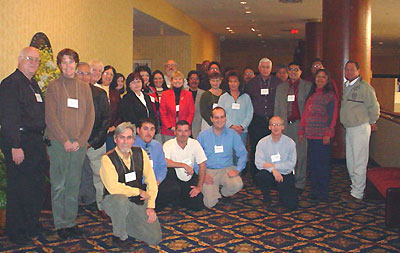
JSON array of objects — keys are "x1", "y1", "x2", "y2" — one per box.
[{"x1": 367, "y1": 167, "x2": 400, "y2": 198}]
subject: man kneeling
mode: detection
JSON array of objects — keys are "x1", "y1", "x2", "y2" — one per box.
[{"x1": 100, "y1": 122, "x2": 162, "y2": 249}]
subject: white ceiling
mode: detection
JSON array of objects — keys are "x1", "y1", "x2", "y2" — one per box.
[{"x1": 164, "y1": 0, "x2": 400, "y2": 48}]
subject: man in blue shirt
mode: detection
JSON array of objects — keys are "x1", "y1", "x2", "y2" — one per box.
[
  {"x1": 134, "y1": 118, "x2": 179, "y2": 211},
  {"x1": 255, "y1": 116, "x2": 298, "y2": 211},
  {"x1": 197, "y1": 107, "x2": 248, "y2": 208}
]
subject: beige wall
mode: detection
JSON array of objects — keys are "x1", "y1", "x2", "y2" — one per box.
[
  {"x1": 0, "y1": 0, "x2": 219, "y2": 79},
  {"x1": 134, "y1": 35, "x2": 191, "y2": 75}
]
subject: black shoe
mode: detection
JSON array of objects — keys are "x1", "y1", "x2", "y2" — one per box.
[
  {"x1": 220, "y1": 195, "x2": 232, "y2": 203},
  {"x1": 310, "y1": 194, "x2": 320, "y2": 203},
  {"x1": 28, "y1": 226, "x2": 52, "y2": 238},
  {"x1": 57, "y1": 228, "x2": 71, "y2": 239},
  {"x1": 66, "y1": 226, "x2": 84, "y2": 238},
  {"x1": 8, "y1": 233, "x2": 32, "y2": 246},
  {"x1": 112, "y1": 235, "x2": 131, "y2": 251}
]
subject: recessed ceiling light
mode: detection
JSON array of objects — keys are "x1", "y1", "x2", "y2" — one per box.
[
  {"x1": 251, "y1": 27, "x2": 256, "y2": 32},
  {"x1": 379, "y1": 41, "x2": 384, "y2": 45},
  {"x1": 245, "y1": 10, "x2": 252, "y2": 14},
  {"x1": 257, "y1": 33, "x2": 262, "y2": 37},
  {"x1": 240, "y1": 1, "x2": 247, "y2": 4},
  {"x1": 231, "y1": 31, "x2": 235, "y2": 34},
  {"x1": 226, "y1": 26, "x2": 231, "y2": 30}
]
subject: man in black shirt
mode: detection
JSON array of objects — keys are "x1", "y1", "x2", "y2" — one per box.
[{"x1": 0, "y1": 47, "x2": 47, "y2": 245}]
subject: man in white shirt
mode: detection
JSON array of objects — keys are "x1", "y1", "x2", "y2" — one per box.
[{"x1": 163, "y1": 120, "x2": 207, "y2": 210}]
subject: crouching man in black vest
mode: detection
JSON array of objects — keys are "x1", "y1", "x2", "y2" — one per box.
[{"x1": 100, "y1": 122, "x2": 162, "y2": 250}]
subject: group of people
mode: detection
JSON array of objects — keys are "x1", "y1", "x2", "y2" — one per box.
[{"x1": 0, "y1": 46, "x2": 380, "y2": 249}]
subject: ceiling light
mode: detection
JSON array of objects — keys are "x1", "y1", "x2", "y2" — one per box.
[
  {"x1": 257, "y1": 33, "x2": 262, "y2": 37},
  {"x1": 379, "y1": 41, "x2": 384, "y2": 45},
  {"x1": 231, "y1": 31, "x2": 235, "y2": 34},
  {"x1": 226, "y1": 26, "x2": 231, "y2": 30},
  {"x1": 245, "y1": 10, "x2": 252, "y2": 14},
  {"x1": 251, "y1": 27, "x2": 256, "y2": 32},
  {"x1": 240, "y1": 1, "x2": 247, "y2": 4}
]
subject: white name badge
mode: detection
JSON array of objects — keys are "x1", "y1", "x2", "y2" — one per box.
[
  {"x1": 261, "y1": 88, "x2": 269, "y2": 95},
  {"x1": 212, "y1": 103, "x2": 218, "y2": 109},
  {"x1": 214, "y1": 145, "x2": 224, "y2": 153},
  {"x1": 271, "y1": 153, "x2": 281, "y2": 163},
  {"x1": 232, "y1": 103, "x2": 240, "y2": 110},
  {"x1": 150, "y1": 160, "x2": 154, "y2": 168},
  {"x1": 125, "y1": 171, "x2": 136, "y2": 182},
  {"x1": 35, "y1": 93, "x2": 43, "y2": 103},
  {"x1": 67, "y1": 98, "x2": 79, "y2": 108},
  {"x1": 287, "y1": 95, "x2": 295, "y2": 102},
  {"x1": 159, "y1": 97, "x2": 161, "y2": 103},
  {"x1": 176, "y1": 105, "x2": 180, "y2": 112},
  {"x1": 150, "y1": 96, "x2": 155, "y2": 103}
]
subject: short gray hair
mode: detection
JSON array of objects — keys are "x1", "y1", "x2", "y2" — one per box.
[
  {"x1": 258, "y1": 58, "x2": 272, "y2": 67},
  {"x1": 89, "y1": 59, "x2": 104, "y2": 72},
  {"x1": 76, "y1": 62, "x2": 91, "y2": 73},
  {"x1": 114, "y1": 122, "x2": 136, "y2": 139}
]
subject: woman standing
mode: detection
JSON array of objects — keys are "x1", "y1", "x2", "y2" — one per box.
[
  {"x1": 115, "y1": 73, "x2": 126, "y2": 97},
  {"x1": 45, "y1": 48, "x2": 95, "y2": 239},
  {"x1": 150, "y1": 70, "x2": 169, "y2": 142},
  {"x1": 218, "y1": 72, "x2": 253, "y2": 144},
  {"x1": 119, "y1": 72, "x2": 157, "y2": 127},
  {"x1": 160, "y1": 71, "x2": 194, "y2": 143},
  {"x1": 200, "y1": 72, "x2": 225, "y2": 131},
  {"x1": 98, "y1": 65, "x2": 121, "y2": 151},
  {"x1": 298, "y1": 69, "x2": 338, "y2": 202}
]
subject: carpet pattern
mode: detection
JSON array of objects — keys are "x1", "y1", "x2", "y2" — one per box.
[{"x1": 0, "y1": 162, "x2": 399, "y2": 252}]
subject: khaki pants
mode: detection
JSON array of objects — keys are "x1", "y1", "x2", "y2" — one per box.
[
  {"x1": 103, "y1": 194, "x2": 162, "y2": 245},
  {"x1": 202, "y1": 166, "x2": 243, "y2": 208}
]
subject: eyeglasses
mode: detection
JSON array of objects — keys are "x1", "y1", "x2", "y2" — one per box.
[
  {"x1": 22, "y1": 56, "x2": 40, "y2": 63},
  {"x1": 288, "y1": 68, "x2": 300, "y2": 72},
  {"x1": 165, "y1": 64, "x2": 177, "y2": 68},
  {"x1": 270, "y1": 123, "x2": 283, "y2": 127},
  {"x1": 76, "y1": 71, "x2": 91, "y2": 76},
  {"x1": 189, "y1": 77, "x2": 199, "y2": 80},
  {"x1": 210, "y1": 67, "x2": 219, "y2": 71},
  {"x1": 312, "y1": 64, "x2": 322, "y2": 69}
]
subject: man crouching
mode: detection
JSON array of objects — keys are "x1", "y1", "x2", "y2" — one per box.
[{"x1": 100, "y1": 122, "x2": 162, "y2": 250}]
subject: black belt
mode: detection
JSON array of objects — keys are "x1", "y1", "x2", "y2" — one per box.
[{"x1": 19, "y1": 127, "x2": 44, "y2": 135}]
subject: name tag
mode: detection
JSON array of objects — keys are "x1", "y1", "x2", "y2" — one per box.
[
  {"x1": 176, "y1": 105, "x2": 180, "y2": 112},
  {"x1": 287, "y1": 95, "x2": 295, "y2": 102},
  {"x1": 159, "y1": 97, "x2": 161, "y2": 103},
  {"x1": 125, "y1": 171, "x2": 136, "y2": 182},
  {"x1": 271, "y1": 153, "x2": 281, "y2": 163},
  {"x1": 150, "y1": 96, "x2": 155, "y2": 103},
  {"x1": 232, "y1": 103, "x2": 240, "y2": 110},
  {"x1": 214, "y1": 145, "x2": 224, "y2": 153},
  {"x1": 35, "y1": 93, "x2": 43, "y2": 103},
  {"x1": 67, "y1": 98, "x2": 79, "y2": 108},
  {"x1": 261, "y1": 88, "x2": 269, "y2": 95},
  {"x1": 150, "y1": 160, "x2": 154, "y2": 168},
  {"x1": 212, "y1": 103, "x2": 218, "y2": 109}
]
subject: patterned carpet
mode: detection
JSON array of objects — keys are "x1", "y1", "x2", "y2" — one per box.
[{"x1": 0, "y1": 161, "x2": 399, "y2": 252}]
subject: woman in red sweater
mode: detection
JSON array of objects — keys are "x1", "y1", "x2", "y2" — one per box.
[
  {"x1": 159, "y1": 71, "x2": 194, "y2": 143},
  {"x1": 299, "y1": 69, "x2": 338, "y2": 202}
]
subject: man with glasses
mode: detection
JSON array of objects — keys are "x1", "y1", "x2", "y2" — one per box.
[
  {"x1": 304, "y1": 58, "x2": 338, "y2": 96},
  {"x1": 0, "y1": 47, "x2": 47, "y2": 245},
  {"x1": 164, "y1": 59, "x2": 187, "y2": 88},
  {"x1": 255, "y1": 116, "x2": 298, "y2": 211},
  {"x1": 274, "y1": 62, "x2": 311, "y2": 194},
  {"x1": 76, "y1": 62, "x2": 110, "y2": 215}
]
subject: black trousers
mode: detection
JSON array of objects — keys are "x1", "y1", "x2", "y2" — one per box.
[
  {"x1": 248, "y1": 115, "x2": 271, "y2": 178},
  {"x1": 156, "y1": 168, "x2": 204, "y2": 211},
  {"x1": 1, "y1": 132, "x2": 47, "y2": 237},
  {"x1": 256, "y1": 170, "x2": 298, "y2": 210}
]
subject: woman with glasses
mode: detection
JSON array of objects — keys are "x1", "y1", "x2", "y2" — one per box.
[{"x1": 119, "y1": 72, "x2": 157, "y2": 129}]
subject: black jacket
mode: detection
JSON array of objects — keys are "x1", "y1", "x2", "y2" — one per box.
[
  {"x1": 88, "y1": 84, "x2": 111, "y2": 149},
  {"x1": 119, "y1": 91, "x2": 157, "y2": 128},
  {"x1": 0, "y1": 69, "x2": 45, "y2": 148}
]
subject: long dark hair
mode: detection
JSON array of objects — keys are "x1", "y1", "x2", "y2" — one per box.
[
  {"x1": 98, "y1": 65, "x2": 117, "y2": 90},
  {"x1": 306, "y1": 69, "x2": 334, "y2": 101},
  {"x1": 150, "y1": 70, "x2": 168, "y2": 90},
  {"x1": 115, "y1": 73, "x2": 125, "y2": 94}
]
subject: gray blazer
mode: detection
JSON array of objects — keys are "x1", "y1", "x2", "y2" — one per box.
[
  {"x1": 191, "y1": 88, "x2": 205, "y2": 138},
  {"x1": 274, "y1": 78, "x2": 312, "y2": 127}
]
